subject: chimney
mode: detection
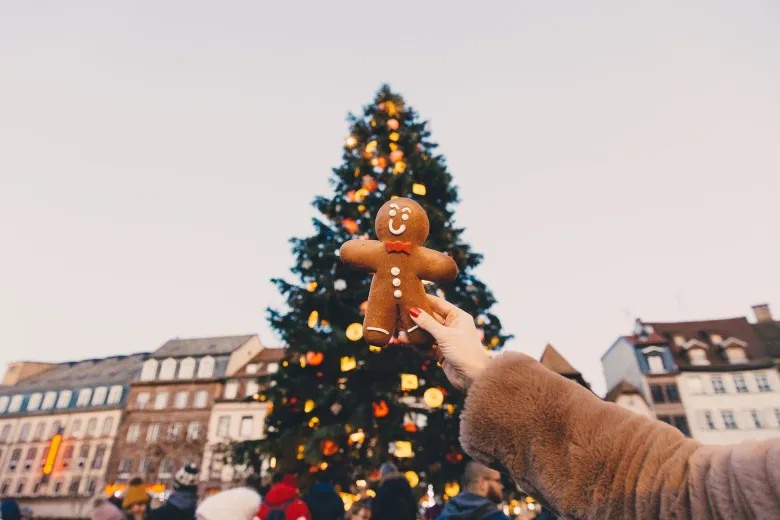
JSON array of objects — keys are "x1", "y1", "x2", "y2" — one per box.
[{"x1": 752, "y1": 304, "x2": 773, "y2": 323}]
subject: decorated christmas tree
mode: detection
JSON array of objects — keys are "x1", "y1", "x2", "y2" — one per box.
[{"x1": 235, "y1": 85, "x2": 510, "y2": 498}]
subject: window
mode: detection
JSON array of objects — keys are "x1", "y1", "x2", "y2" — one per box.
[
  {"x1": 77, "y1": 445, "x2": 90, "y2": 468},
  {"x1": 135, "y1": 392, "x2": 150, "y2": 410},
  {"x1": 673, "y1": 416, "x2": 690, "y2": 436},
  {"x1": 194, "y1": 390, "x2": 208, "y2": 408},
  {"x1": 118, "y1": 459, "x2": 133, "y2": 475},
  {"x1": 245, "y1": 380, "x2": 260, "y2": 397},
  {"x1": 0, "y1": 396, "x2": 9, "y2": 413},
  {"x1": 86, "y1": 418, "x2": 98, "y2": 437},
  {"x1": 709, "y1": 333, "x2": 723, "y2": 345},
  {"x1": 722, "y1": 410, "x2": 738, "y2": 430},
  {"x1": 650, "y1": 385, "x2": 666, "y2": 404},
  {"x1": 239, "y1": 416, "x2": 254, "y2": 437},
  {"x1": 91, "y1": 387, "x2": 108, "y2": 406},
  {"x1": 102, "y1": 417, "x2": 114, "y2": 436},
  {"x1": 51, "y1": 421, "x2": 62, "y2": 438},
  {"x1": 107, "y1": 385, "x2": 123, "y2": 405},
  {"x1": 8, "y1": 395, "x2": 23, "y2": 413},
  {"x1": 665, "y1": 384, "x2": 680, "y2": 403},
  {"x1": 154, "y1": 392, "x2": 170, "y2": 410},
  {"x1": 32, "y1": 481, "x2": 41, "y2": 495},
  {"x1": 267, "y1": 363, "x2": 279, "y2": 374},
  {"x1": 24, "y1": 447, "x2": 37, "y2": 471},
  {"x1": 32, "y1": 422, "x2": 45, "y2": 441},
  {"x1": 38, "y1": 446, "x2": 49, "y2": 469},
  {"x1": 197, "y1": 356, "x2": 215, "y2": 378},
  {"x1": 751, "y1": 410, "x2": 763, "y2": 429},
  {"x1": 187, "y1": 422, "x2": 201, "y2": 441},
  {"x1": 68, "y1": 476, "x2": 81, "y2": 496},
  {"x1": 52, "y1": 479, "x2": 63, "y2": 494},
  {"x1": 86, "y1": 478, "x2": 97, "y2": 495},
  {"x1": 756, "y1": 374, "x2": 772, "y2": 392},
  {"x1": 178, "y1": 357, "x2": 196, "y2": 379},
  {"x1": 246, "y1": 363, "x2": 258, "y2": 375},
  {"x1": 147, "y1": 423, "x2": 160, "y2": 442},
  {"x1": 139, "y1": 458, "x2": 153, "y2": 474},
  {"x1": 167, "y1": 423, "x2": 182, "y2": 441},
  {"x1": 174, "y1": 391, "x2": 189, "y2": 409},
  {"x1": 158, "y1": 458, "x2": 174, "y2": 477},
  {"x1": 159, "y1": 358, "x2": 177, "y2": 380},
  {"x1": 657, "y1": 415, "x2": 672, "y2": 425},
  {"x1": 91, "y1": 445, "x2": 107, "y2": 469},
  {"x1": 733, "y1": 375, "x2": 748, "y2": 393},
  {"x1": 42, "y1": 392, "x2": 57, "y2": 410},
  {"x1": 704, "y1": 411, "x2": 716, "y2": 430},
  {"x1": 71, "y1": 419, "x2": 82, "y2": 436},
  {"x1": 26, "y1": 393, "x2": 42, "y2": 412},
  {"x1": 217, "y1": 416, "x2": 230, "y2": 437},
  {"x1": 688, "y1": 348, "x2": 709, "y2": 366},
  {"x1": 76, "y1": 388, "x2": 93, "y2": 407},
  {"x1": 126, "y1": 424, "x2": 140, "y2": 443},
  {"x1": 646, "y1": 355, "x2": 665, "y2": 374},
  {"x1": 223, "y1": 381, "x2": 239, "y2": 400},
  {"x1": 0, "y1": 425, "x2": 12, "y2": 442},
  {"x1": 0, "y1": 480, "x2": 9, "y2": 495},
  {"x1": 16, "y1": 479, "x2": 26, "y2": 495},
  {"x1": 140, "y1": 359, "x2": 158, "y2": 381},
  {"x1": 8, "y1": 449, "x2": 21, "y2": 471},
  {"x1": 726, "y1": 346, "x2": 747, "y2": 364},
  {"x1": 56, "y1": 390, "x2": 72, "y2": 409},
  {"x1": 60, "y1": 446, "x2": 73, "y2": 469},
  {"x1": 18, "y1": 423, "x2": 30, "y2": 442},
  {"x1": 712, "y1": 376, "x2": 726, "y2": 394}
]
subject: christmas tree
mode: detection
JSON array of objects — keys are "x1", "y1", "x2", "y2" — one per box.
[{"x1": 235, "y1": 85, "x2": 510, "y2": 498}]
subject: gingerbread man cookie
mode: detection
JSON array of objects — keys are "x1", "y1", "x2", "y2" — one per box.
[{"x1": 340, "y1": 198, "x2": 458, "y2": 346}]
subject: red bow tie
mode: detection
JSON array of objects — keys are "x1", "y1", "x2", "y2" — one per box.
[{"x1": 386, "y1": 241, "x2": 412, "y2": 254}]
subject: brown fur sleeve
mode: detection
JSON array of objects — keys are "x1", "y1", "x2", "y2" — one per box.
[{"x1": 460, "y1": 352, "x2": 780, "y2": 519}]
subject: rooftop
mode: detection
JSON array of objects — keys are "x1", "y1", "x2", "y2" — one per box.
[
  {"x1": 604, "y1": 380, "x2": 645, "y2": 403},
  {"x1": 152, "y1": 335, "x2": 255, "y2": 358},
  {"x1": 539, "y1": 344, "x2": 580, "y2": 375}
]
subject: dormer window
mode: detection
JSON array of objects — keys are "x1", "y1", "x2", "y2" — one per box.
[
  {"x1": 688, "y1": 347, "x2": 709, "y2": 366},
  {"x1": 726, "y1": 346, "x2": 747, "y2": 364},
  {"x1": 709, "y1": 333, "x2": 723, "y2": 345},
  {"x1": 646, "y1": 355, "x2": 665, "y2": 374}
]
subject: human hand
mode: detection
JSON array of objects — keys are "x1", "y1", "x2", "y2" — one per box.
[{"x1": 409, "y1": 295, "x2": 491, "y2": 391}]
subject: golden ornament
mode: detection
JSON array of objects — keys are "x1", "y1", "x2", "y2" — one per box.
[
  {"x1": 297, "y1": 444, "x2": 305, "y2": 460},
  {"x1": 444, "y1": 482, "x2": 460, "y2": 497},
  {"x1": 424, "y1": 387, "x2": 444, "y2": 408},
  {"x1": 405, "y1": 471, "x2": 419, "y2": 487},
  {"x1": 393, "y1": 161, "x2": 406, "y2": 175},
  {"x1": 412, "y1": 183, "x2": 427, "y2": 196},
  {"x1": 354, "y1": 188, "x2": 369, "y2": 202},
  {"x1": 384, "y1": 101, "x2": 398, "y2": 115},
  {"x1": 304, "y1": 399, "x2": 315, "y2": 413},
  {"x1": 401, "y1": 374, "x2": 419, "y2": 391},
  {"x1": 392, "y1": 440, "x2": 413, "y2": 458},
  {"x1": 389, "y1": 132, "x2": 400, "y2": 142},
  {"x1": 369, "y1": 345, "x2": 382, "y2": 353},
  {"x1": 358, "y1": 204, "x2": 366, "y2": 212},
  {"x1": 346, "y1": 322, "x2": 364, "y2": 341},
  {"x1": 308, "y1": 310, "x2": 319, "y2": 328},
  {"x1": 365, "y1": 140, "x2": 378, "y2": 153},
  {"x1": 366, "y1": 489, "x2": 376, "y2": 498},
  {"x1": 309, "y1": 416, "x2": 320, "y2": 428},
  {"x1": 306, "y1": 281, "x2": 318, "y2": 292},
  {"x1": 389, "y1": 143, "x2": 399, "y2": 151},
  {"x1": 299, "y1": 357, "x2": 306, "y2": 368},
  {"x1": 489, "y1": 336, "x2": 500, "y2": 347},
  {"x1": 348, "y1": 430, "x2": 365, "y2": 445},
  {"x1": 340, "y1": 356, "x2": 357, "y2": 372}
]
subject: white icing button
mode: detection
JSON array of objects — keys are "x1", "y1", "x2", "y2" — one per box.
[
  {"x1": 392, "y1": 278, "x2": 401, "y2": 287},
  {"x1": 389, "y1": 209, "x2": 397, "y2": 217},
  {"x1": 402, "y1": 214, "x2": 409, "y2": 221},
  {"x1": 391, "y1": 267, "x2": 400, "y2": 276},
  {"x1": 394, "y1": 290, "x2": 402, "y2": 298}
]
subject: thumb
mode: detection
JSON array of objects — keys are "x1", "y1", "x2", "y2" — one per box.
[{"x1": 409, "y1": 307, "x2": 447, "y2": 340}]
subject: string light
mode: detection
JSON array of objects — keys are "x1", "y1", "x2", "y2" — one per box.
[
  {"x1": 308, "y1": 311, "x2": 319, "y2": 328},
  {"x1": 365, "y1": 140, "x2": 378, "y2": 153},
  {"x1": 412, "y1": 183, "x2": 427, "y2": 196},
  {"x1": 368, "y1": 345, "x2": 382, "y2": 353},
  {"x1": 424, "y1": 387, "x2": 444, "y2": 408},
  {"x1": 304, "y1": 400, "x2": 315, "y2": 413},
  {"x1": 387, "y1": 118, "x2": 400, "y2": 130},
  {"x1": 297, "y1": 444, "x2": 305, "y2": 460},
  {"x1": 389, "y1": 132, "x2": 400, "y2": 142},
  {"x1": 401, "y1": 374, "x2": 419, "y2": 391},
  {"x1": 393, "y1": 161, "x2": 407, "y2": 174},
  {"x1": 309, "y1": 416, "x2": 320, "y2": 428},
  {"x1": 405, "y1": 471, "x2": 419, "y2": 487},
  {"x1": 444, "y1": 482, "x2": 460, "y2": 496},
  {"x1": 345, "y1": 136, "x2": 358, "y2": 148},
  {"x1": 390, "y1": 150, "x2": 404, "y2": 163},
  {"x1": 346, "y1": 323, "x2": 363, "y2": 341},
  {"x1": 391, "y1": 441, "x2": 413, "y2": 458}
]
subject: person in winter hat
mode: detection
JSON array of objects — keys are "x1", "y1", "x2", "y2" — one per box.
[
  {"x1": 370, "y1": 463, "x2": 416, "y2": 520},
  {"x1": 147, "y1": 463, "x2": 199, "y2": 520},
  {"x1": 303, "y1": 471, "x2": 343, "y2": 520},
  {"x1": 1, "y1": 498, "x2": 22, "y2": 520},
  {"x1": 122, "y1": 476, "x2": 151, "y2": 520},
  {"x1": 259, "y1": 473, "x2": 313, "y2": 520},
  {"x1": 90, "y1": 497, "x2": 125, "y2": 520},
  {"x1": 196, "y1": 487, "x2": 261, "y2": 520},
  {"x1": 436, "y1": 462, "x2": 509, "y2": 520}
]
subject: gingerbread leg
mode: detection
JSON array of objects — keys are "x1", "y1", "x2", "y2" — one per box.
[
  {"x1": 363, "y1": 277, "x2": 398, "y2": 347},
  {"x1": 399, "y1": 283, "x2": 435, "y2": 345}
]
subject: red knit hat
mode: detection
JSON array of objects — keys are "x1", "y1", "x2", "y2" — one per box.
[{"x1": 282, "y1": 474, "x2": 299, "y2": 489}]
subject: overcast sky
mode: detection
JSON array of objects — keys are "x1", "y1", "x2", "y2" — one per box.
[{"x1": 1, "y1": 2, "x2": 778, "y2": 396}]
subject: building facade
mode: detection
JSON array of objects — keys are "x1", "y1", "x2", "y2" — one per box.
[
  {"x1": 0, "y1": 354, "x2": 148, "y2": 518},
  {"x1": 107, "y1": 335, "x2": 264, "y2": 493},
  {"x1": 200, "y1": 347, "x2": 284, "y2": 494}
]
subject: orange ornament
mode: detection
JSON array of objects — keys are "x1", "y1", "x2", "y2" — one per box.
[
  {"x1": 342, "y1": 218, "x2": 359, "y2": 234},
  {"x1": 387, "y1": 118, "x2": 400, "y2": 130},
  {"x1": 375, "y1": 156, "x2": 388, "y2": 169},
  {"x1": 362, "y1": 175, "x2": 379, "y2": 192},
  {"x1": 306, "y1": 351, "x2": 324, "y2": 366},
  {"x1": 321, "y1": 439, "x2": 338, "y2": 456},
  {"x1": 389, "y1": 150, "x2": 404, "y2": 163},
  {"x1": 372, "y1": 400, "x2": 389, "y2": 418},
  {"x1": 404, "y1": 422, "x2": 417, "y2": 432}
]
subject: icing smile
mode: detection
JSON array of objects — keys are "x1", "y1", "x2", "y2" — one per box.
[
  {"x1": 388, "y1": 203, "x2": 411, "y2": 236},
  {"x1": 389, "y1": 219, "x2": 406, "y2": 235}
]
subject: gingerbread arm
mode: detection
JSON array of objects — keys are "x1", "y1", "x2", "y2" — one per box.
[
  {"x1": 416, "y1": 247, "x2": 459, "y2": 282},
  {"x1": 339, "y1": 240, "x2": 384, "y2": 272}
]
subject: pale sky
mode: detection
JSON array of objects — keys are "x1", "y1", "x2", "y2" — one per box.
[{"x1": 1, "y1": 2, "x2": 778, "y2": 396}]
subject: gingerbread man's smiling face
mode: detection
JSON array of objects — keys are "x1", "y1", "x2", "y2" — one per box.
[{"x1": 375, "y1": 198, "x2": 429, "y2": 245}]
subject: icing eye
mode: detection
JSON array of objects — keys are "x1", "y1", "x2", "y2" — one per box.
[
  {"x1": 401, "y1": 214, "x2": 409, "y2": 221},
  {"x1": 389, "y1": 210, "x2": 397, "y2": 217}
]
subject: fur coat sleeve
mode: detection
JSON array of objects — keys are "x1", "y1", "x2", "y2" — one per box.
[{"x1": 459, "y1": 352, "x2": 780, "y2": 520}]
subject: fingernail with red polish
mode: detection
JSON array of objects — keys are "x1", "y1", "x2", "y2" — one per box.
[{"x1": 409, "y1": 307, "x2": 421, "y2": 318}]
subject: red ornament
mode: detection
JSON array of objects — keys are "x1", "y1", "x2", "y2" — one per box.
[
  {"x1": 360, "y1": 301, "x2": 368, "y2": 315},
  {"x1": 403, "y1": 422, "x2": 417, "y2": 432},
  {"x1": 362, "y1": 175, "x2": 378, "y2": 192},
  {"x1": 372, "y1": 400, "x2": 389, "y2": 418},
  {"x1": 320, "y1": 439, "x2": 338, "y2": 456},
  {"x1": 306, "y1": 351, "x2": 324, "y2": 366},
  {"x1": 446, "y1": 450, "x2": 464, "y2": 464},
  {"x1": 342, "y1": 218, "x2": 359, "y2": 234}
]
